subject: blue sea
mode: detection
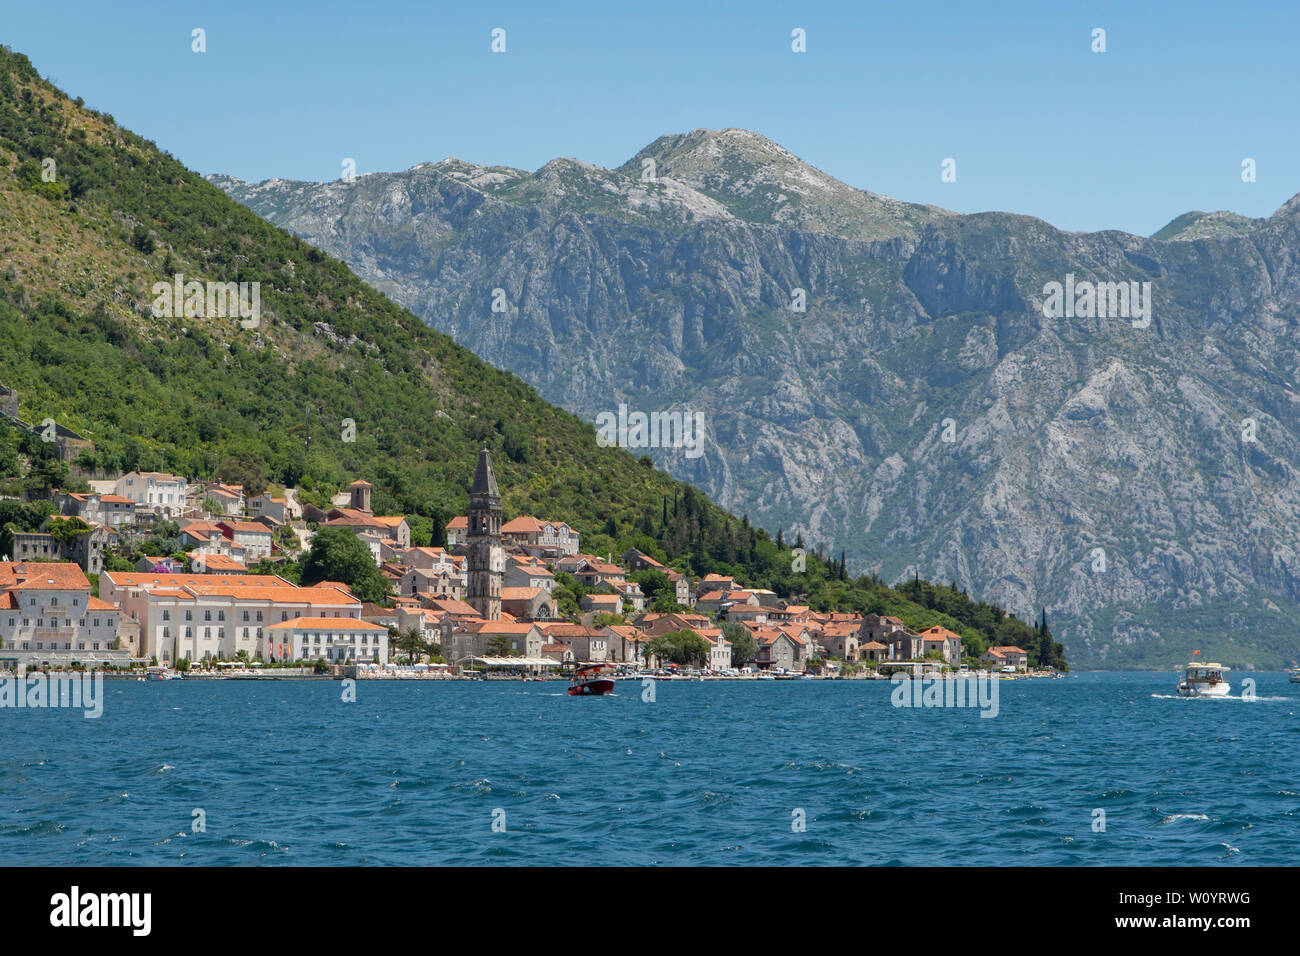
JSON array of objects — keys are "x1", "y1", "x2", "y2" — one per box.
[{"x1": 3, "y1": 672, "x2": 1297, "y2": 865}]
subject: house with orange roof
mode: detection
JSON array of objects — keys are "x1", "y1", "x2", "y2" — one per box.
[
  {"x1": 505, "y1": 555, "x2": 554, "y2": 593},
  {"x1": 448, "y1": 620, "x2": 545, "y2": 664},
  {"x1": 57, "y1": 491, "x2": 136, "y2": 528},
  {"x1": 695, "y1": 625, "x2": 731, "y2": 671},
  {"x1": 115, "y1": 471, "x2": 188, "y2": 517},
  {"x1": 555, "y1": 553, "x2": 603, "y2": 576},
  {"x1": 699, "y1": 573, "x2": 737, "y2": 593},
  {"x1": 445, "y1": 515, "x2": 470, "y2": 547},
  {"x1": 399, "y1": 566, "x2": 464, "y2": 602},
  {"x1": 637, "y1": 612, "x2": 710, "y2": 637},
  {"x1": 769, "y1": 604, "x2": 816, "y2": 623},
  {"x1": 721, "y1": 599, "x2": 769, "y2": 624},
  {"x1": 580, "y1": 592, "x2": 622, "y2": 617},
  {"x1": 663, "y1": 569, "x2": 692, "y2": 607},
  {"x1": 197, "y1": 482, "x2": 245, "y2": 516},
  {"x1": 859, "y1": 640, "x2": 889, "y2": 662},
  {"x1": 981, "y1": 645, "x2": 1029, "y2": 671},
  {"x1": 918, "y1": 625, "x2": 964, "y2": 666},
  {"x1": 247, "y1": 491, "x2": 292, "y2": 523},
  {"x1": 266, "y1": 616, "x2": 389, "y2": 664},
  {"x1": 692, "y1": 589, "x2": 730, "y2": 616},
  {"x1": 570, "y1": 559, "x2": 626, "y2": 589},
  {"x1": 101, "y1": 570, "x2": 361, "y2": 664},
  {"x1": 601, "y1": 624, "x2": 647, "y2": 664},
  {"x1": 216, "y1": 521, "x2": 274, "y2": 561},
  {"x1": 500, "y1": 515, "x2": 580, "y2": 558},
  {"x1": 620, "y1": 548, "x2": 665, "y2": 572},
  {"x1": 502, "y1": 586, "x2": 555, "y2": 620},
  {"x1": 860, "y1": 613, "x2": 921, "y2": 660},
  {"x1": 0, "y1": 562, "x2": 129, "y2": 668},
  {"x1": 753, "y1": 624, "x2": 810, "y2": 672},
  {"x1": 535, "y1": 623, "x2": 608, "y2": 662},
  {"x1": 613, "y1": 580, "x2": 646, "y2": 613},
  {"x1": 320, "y1": 511, "x2": 411, "y2": 556},
  {"x1": 419, "y1": 597, "x2": 482, "y2": 621},
  {"x1": 818, "y1": 621, "x2": 861, "y2": 662}
]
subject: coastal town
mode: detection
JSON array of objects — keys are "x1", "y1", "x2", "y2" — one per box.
[{"x1": 1, "y1": 446, "x2": 1035, "y2": 680}]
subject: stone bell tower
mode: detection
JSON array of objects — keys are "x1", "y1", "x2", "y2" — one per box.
[{"x1": 466, "y1": 448, "x2": 503, "y2": 620}]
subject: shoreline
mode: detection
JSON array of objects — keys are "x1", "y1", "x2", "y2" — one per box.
[{"x1": 61, "y1": 668, "x2": 1067, "y2": 682}]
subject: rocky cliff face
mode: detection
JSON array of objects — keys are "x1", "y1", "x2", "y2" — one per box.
[{"x1": 211, "y1": 130, "x2": 1300, "y2": 667}]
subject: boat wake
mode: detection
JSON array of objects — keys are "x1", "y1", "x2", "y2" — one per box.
[{"x1": 1149, "y1": 693, "x2": 1286, "y2": 701}]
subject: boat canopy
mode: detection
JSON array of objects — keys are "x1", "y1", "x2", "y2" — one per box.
[{"x1": 469, "y1": 656, "x2": 561, "y2": 668}]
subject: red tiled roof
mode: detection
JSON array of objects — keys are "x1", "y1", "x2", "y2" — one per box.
[
  {"x1": 8, "y1": 563, "x2": 90, "y2": 590},
  {"x1": 266, "y1": 617, "x2": 386, "y2": 631}
]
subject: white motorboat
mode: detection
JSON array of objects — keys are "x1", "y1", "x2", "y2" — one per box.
[{"x1": 1176, "y1": 662, "x2": 1230, "y2": 697}]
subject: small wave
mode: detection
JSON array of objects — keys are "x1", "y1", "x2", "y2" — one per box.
[
  {"x1": 156, "y1": 764, "x2": 174, "y2": 773},
  {"x1": 1162, "y1": 813, "x2": 1209, "y2": 823}
]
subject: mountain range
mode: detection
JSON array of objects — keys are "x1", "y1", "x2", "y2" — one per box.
[
  {"x1": 212, "y1": 128, "x2": 1300, "y2": 668},
  {"x1": 3, "y1": 44, "x2": 1052, "y2": 656}
]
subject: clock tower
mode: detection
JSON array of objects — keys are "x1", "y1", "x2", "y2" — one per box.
[{"x1": 466, "y1": 447, "x2": 503, "y2": 620}]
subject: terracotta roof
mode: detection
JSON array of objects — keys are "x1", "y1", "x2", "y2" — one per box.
[
  {"x1": 218, "y1": 522, "x2": 271, "y2": 538},
  {"x1": 198, "y1": 554, "x2": 247, "y2": 572},
  {"x1": 425, "y1": 598, "x2": 479, "y2": 616},
  {"x1": 466, "y1": 621, "x2": 535, "y2": 635},
  {"x1": 537, "y1": 623, "x2": 604, "y2": 639},
  {"x1": 921, "y1": 626, "x2": 962, "y2": 641},
  {"x1": 501, "y1": 515, "x2": 544, "y2": 533},
  {"x1": 501, "y1": 587, "x2": 545, "y2": 601},
  {"x1": 105, "y1": 572, "x2": 291, "y2": 589},
  {"x1": 7, "y1": 563, "x2": 91, "y2": 590},
  {"x1": 266, "y1": 617, "x2": 386, "y2": 631},
  {"x1": 188, "y1": 585, "x2": 359, "y2": 606}
]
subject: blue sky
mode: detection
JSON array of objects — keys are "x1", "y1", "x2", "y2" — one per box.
[{"x1": 5, "y1": 0, "x2": 1298, "y2": 235}]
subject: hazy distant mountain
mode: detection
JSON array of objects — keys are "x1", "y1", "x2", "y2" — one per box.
[{"x1": 212, "y1": 129, "x2": 1300, "y2": 668}]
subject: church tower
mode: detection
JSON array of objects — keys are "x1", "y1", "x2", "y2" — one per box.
[{"x1": 466, "y1": 447, "x2": 503, "y2": 620}]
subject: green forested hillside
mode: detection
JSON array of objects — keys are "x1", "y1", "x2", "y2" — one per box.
[{"x1": 0, "y1": 45, "x2": 1061, "y2": 667}]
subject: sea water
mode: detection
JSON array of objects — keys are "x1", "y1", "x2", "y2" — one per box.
[{"x1": 2, "y1": 672, "x2": 1296, "y2": 865}]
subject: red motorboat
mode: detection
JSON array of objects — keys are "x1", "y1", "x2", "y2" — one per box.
[{"x1": 568, "y1": 662, "x2": 615, "y2": 696}]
